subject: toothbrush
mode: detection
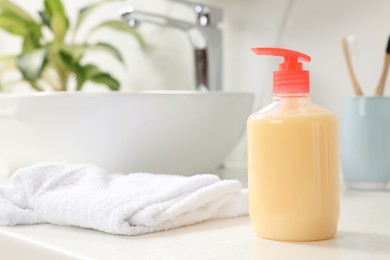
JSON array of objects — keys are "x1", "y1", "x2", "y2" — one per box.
[
  {"x1": 374, "y1": 36, "x2": 390, "y2": 96},
  {"x1": 340, "y1": 36, "x2": 364, "y2": 96}
]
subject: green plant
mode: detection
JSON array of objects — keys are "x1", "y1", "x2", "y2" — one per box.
[{"x1": 0, "y1": 0, "x2": 144, "y2": 91}]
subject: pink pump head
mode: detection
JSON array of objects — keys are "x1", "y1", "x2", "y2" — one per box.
[{"x1": 252, "y1": 47, "x2": 311, "y2": 94}]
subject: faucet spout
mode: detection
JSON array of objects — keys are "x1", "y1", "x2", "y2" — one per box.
[
  {"x1": 121, "y1": 6, "x2": 222, "y2": 91},
  {"x1": 122, "y1": 8, "x2": 192, "y2": 31}
]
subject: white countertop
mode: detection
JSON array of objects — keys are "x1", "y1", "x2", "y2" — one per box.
[{"x1": 0, "y1": 167, "x2": 389, "y2": 260}]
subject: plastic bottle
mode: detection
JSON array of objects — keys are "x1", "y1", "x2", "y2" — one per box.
[{"x1": 247, "y1": 47, "x2": 339, "y2": 242}]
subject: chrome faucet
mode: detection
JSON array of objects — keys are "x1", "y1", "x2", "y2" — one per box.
[{"x1": 121, "y1": 0, "x2": 223, "y2": 91}]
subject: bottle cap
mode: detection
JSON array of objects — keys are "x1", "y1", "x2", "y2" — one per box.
[{"x1": 252, "y1": 47, "x2": 311, "y2": 94}]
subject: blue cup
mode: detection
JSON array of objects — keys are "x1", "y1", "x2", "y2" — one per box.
[{"x1": 341, "y1": 97, "x2": 390, "y2": 190}]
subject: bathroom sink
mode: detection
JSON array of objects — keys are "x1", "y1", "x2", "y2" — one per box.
[{"x1": 0, "y1": 91, "x2": 254, "y2": 175}]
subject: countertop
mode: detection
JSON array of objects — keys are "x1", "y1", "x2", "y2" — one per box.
[{"x1": 0, "y1": 166, "x2": 389, "y2": 260}]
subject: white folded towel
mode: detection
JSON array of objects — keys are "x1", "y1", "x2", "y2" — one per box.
[{"x1": 0, "y1": 163, "x2": 247, "y2": 235}]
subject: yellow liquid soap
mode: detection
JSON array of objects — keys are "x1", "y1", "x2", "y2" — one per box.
[{"x1": 247, "y1": 95, "x2": 339, "y2": 241}]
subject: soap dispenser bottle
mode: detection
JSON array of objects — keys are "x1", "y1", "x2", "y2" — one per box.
[{"x1": 247, "y1": 48, "x2": 339, "y2": 242}]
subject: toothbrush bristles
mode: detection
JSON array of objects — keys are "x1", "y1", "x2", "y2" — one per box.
[
  {"x1": 386, "y1": 35, "x2": 390, "y2": 54},
  {"x1": 345, "y1": 35, "x2": 359, "y2": 56}
]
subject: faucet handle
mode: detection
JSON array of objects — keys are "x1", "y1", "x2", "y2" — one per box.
[{"x1": 168, "y1": 0, "x2": 223, "y2": 26}]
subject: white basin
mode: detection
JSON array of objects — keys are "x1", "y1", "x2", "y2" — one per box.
[{"x1": 0, "y1": 91, "x2": 254, "y2": 175}]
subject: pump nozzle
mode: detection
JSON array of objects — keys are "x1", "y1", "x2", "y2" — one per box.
[{"x1": 252, "y1": 47, "x2": 311, "y2": 94}]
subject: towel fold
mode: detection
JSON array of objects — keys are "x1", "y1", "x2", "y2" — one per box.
[{"x1": 0, "y1": 163, "x2": 247, "y2": 235}]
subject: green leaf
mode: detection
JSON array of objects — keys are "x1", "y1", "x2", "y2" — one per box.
[
  {"x1": 58, "y1": 50, "x2": 82, "y2": 76},
  {"x1": 62, "y1": 42, "x2": 124, "y2": 64},
  {"x1": 22, "y1": 32, "x2": 42, "y2": 52},
  {"x1": 58, "y1": 50, "x2": 76, "y2": 70},
  {"x1": 43, "y1": 0, "x2": 69, "y2": 42},
  {"x1": 38, "y1": 11, "x2": 50, "y2": 28},
  {"x1": 87, "y1": 20, "x2": 145, "y2": 48},
  {"x1": 79, "y1": 64, "x2": 120, "y2": 91},
  {"x1": 0, "y1": 0, "x2": 42, "y2": 44},
  {"x1": 74, "y1": 0, "x2": 125, "y2": 36},
  {"x1": 85, "y1": 42, "x2": 124, "y2": 63},
  {"x1": 72, "y1": 63, "x2": 100, "y2": 90},
  {"x1": 22, "y1": 38, "x2": 36, "y2": 52},
  {"x1": 59, "y1": 50, "x2": 85, "y2": 90},
  {"x1": 51, "y1": 12, "x2": 67, "y2": 42},
  {"x1": 30, "y1": 81, "x2": 44, "y2": 91},
  {"x1": 0, "y1": 0, "x2": 37, "y2": 23},
  {"x1": 83, "y1": 63, "x2": 120, "y2": 91},
  {"x1": 90, "y1": 72, "x2": 119, "y2": 91},
  {"x1": 0, "y1": 11, "x2": 28, "y2": 35},
  {"x1": 59, "y1": 44, "x2": 84, "y2": 61},
  {"x1": 16, "y1": 48, "x2": 48, "y2": 82},
  {"x1": 74, "y1": 2, "x2": 100, "y2": 34},
  {"x1": 58, "y1": 50, "x2": 120, "y2": 91},
  {"x1": 82, "y1": 64, "x2": 100, "y2": 78}
]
